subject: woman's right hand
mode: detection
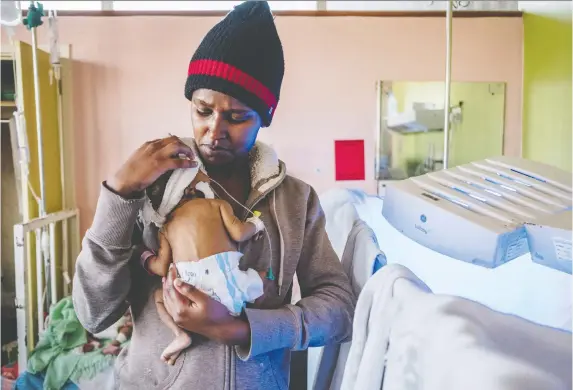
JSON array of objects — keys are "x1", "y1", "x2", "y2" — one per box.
[{"x1": 107, "y1": 136, "x2": 198, "y2": 198}]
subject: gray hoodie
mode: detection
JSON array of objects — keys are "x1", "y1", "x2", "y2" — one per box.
[{"x1": 72, "y1": 141, "x2": 356, "y2": 390}]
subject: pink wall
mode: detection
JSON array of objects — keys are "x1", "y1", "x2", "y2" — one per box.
[{"x1": 10, "y1": 16, "x2": 523, "y2": 234}]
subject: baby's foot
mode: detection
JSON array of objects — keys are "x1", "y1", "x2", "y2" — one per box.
[
  {"x1": 102, "y1": 340, "x2": 122, "y2": 356},
  {"x1": 161, "y1": 332, "x2": 192, "y2": 365},
  {"x1": 82, "y1": 343, "x2": 95, "y2": 353}
]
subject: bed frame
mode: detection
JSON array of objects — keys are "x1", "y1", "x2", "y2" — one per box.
[{"x1": 13, "y1": 209, "x2": 80, "y2": 370}]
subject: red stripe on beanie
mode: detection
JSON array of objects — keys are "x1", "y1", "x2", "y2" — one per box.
[{"x1": 188, "y1": 59, "x2": 277, "y2": 114}]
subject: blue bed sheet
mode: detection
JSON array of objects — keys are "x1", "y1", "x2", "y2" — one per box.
[{"x1": 14, "y1": 371, "x2": 78, "y2": 390}]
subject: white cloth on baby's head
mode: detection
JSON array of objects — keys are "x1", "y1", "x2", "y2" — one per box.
[
  {"x1": 139, "y1": 158, "x2": 216, "y2": 232},
  {"x1": 175, "y1": 251, "x2": 264, "y2": 316},
  {"x1": 140, "y1": 166, "x2": 200, "y2": 229}
]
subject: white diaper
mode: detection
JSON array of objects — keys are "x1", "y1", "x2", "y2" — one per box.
[{"x1": 175, "y1": 251, "x2": 264, "y2": 316}]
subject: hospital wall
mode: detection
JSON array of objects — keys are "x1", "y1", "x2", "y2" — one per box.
[
  {"x1": 522, "y1": 6, "x2": 572, "y2": 172},
  {"x1": 8, "y1": 16, "x2": 523, "y2": 235}
]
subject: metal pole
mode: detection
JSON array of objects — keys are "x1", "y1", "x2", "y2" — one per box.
[
  {"x1": 443, "y1": 0, "x2": 453, "y2": 169},
  {"x1": 48, "y1": 12, "x2": 65, "y2": 212},
  {"x1": 31, "y1": 23, "x2": 50, "y2": 324},
  {"x1": 13, "y1": 225, "x2": 29, "y2": 371},
  {"x1": 35, "y1": 229, "x2": 44, "y2": 333},
  {"x1": 49, "y1": 223, "x2": 57, "y2": 305},
  {"x1": 31, "y1": 27, "x2": 47, "y2": 216},
  {"x1": 54, "y1": 61, "x2": 69, "y2": 297},
  {"x1": 374, "y1": 80, "x2": 382, "y2": 181}
]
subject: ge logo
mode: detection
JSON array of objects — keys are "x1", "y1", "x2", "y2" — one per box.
[{"x1": 420, "y1": 214, "x2": 427, "y2": 223}]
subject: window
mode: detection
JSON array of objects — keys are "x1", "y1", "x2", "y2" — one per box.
[
  {"x1": 112, "y1": 1, "x2": 316, "y2": 11},
  {"x1": 518, "y1": 1, "x2": 568, "y2": 12},
  {"x1": 326, "y1": 1, "x2": 518, "y2": 11},
  {"x1": 266, "y1": 1, "x2": 317, "y2": 11},
  {"x1": 326, "y1": 1, "x2": 434, "y2": 11},
  {"x1": 40, "y1": 1, "x2": 103, "y2": 11},
  {"x1": 113, "y1": 1, "x2": 241, "y2": 11}
]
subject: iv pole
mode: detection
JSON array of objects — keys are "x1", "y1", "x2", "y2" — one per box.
[
  {"x1": 23, "y1": 1, "x2": 50, "y2": 332},
  {"x1": 442, "y1": 0, "x2": 453, "y2": 169}
]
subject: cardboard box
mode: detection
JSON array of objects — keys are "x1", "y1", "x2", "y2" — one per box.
[{"x1": 525, "y1": 210, "x2": 572, "y2": 275}]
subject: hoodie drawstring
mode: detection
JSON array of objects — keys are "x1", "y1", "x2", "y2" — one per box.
[{"x1": 270, "y1": 189, "x2": 285, "y2": 296}]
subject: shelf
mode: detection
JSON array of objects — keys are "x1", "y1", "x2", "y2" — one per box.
[
  {"x1": 0, "y1": 101, "x2": 16, "y2": 108},
  {"x1": 388, "y1": 127, "x2": 444, "y2": 135}
]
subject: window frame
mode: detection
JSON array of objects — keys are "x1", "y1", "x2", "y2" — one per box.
[
  {"x1": 112, "y1": 1, "x2": 318, "y2": 12},
  {"x1": 35, "y1": 1, "x2": 104, "y2": 11}
]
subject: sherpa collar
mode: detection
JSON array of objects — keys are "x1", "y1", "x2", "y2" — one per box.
[{"x1": 182, "y1": 138, "x2": 286, "y2": 194}]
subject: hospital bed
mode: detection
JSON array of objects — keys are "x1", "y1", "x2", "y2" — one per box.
[
  {"x1": 340, "y1": 264, "x2": 572, "y2": 390},
  {"x1": 311, "y1": 156, "x2": 572, "y2": 389},
  {"x1": 380, "y1": 156, "x2": 572, "y2": 330}
]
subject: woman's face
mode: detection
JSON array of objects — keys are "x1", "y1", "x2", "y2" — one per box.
[{"x1": 191, "y1": 89, "x2": 261, "y2": 166}]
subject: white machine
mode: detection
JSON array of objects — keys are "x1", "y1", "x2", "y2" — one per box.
[
  {"x1": 383, "y1": 156, "x2": 572, "y2": 270},
  {"x1": 386, "y1": 102, "x2": 445, "y2": 134}
]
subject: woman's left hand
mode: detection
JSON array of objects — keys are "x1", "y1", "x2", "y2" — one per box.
[{"x1": 162, "y1": 265, "x2": 251, "y2": 346}]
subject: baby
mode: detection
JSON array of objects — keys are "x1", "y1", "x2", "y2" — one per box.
[{"x1": 139, "y1": 164, "x2": 266, "y2": 365}]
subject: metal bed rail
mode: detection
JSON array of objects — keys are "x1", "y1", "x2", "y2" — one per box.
[{"x1": 13, "y1": 208, "x2": 80, "y2": 370}]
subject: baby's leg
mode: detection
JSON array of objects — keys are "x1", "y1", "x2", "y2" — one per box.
[
  {"x1": 147, "y1": 231, "x2": 172, "y2": 277},
  {"x1": 154, "y1": 289, "x2": 192, "y2": 365}
]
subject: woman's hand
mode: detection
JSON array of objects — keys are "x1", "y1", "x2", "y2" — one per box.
[
  {"x1": 107, "y1": 136, "x2": 197, "y2": 198},
  {"x1": 162, "y1": 266, "x2": 251, "y2": 346}
]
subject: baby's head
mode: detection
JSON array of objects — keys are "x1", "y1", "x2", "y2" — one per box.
[
  {"x1": 146, "y1": 170, "x2": 210, "y2": 213},
  {"x1": 146, "y1": 171, "x2": 173, "y2": 211}
]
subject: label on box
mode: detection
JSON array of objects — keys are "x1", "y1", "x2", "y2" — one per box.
[{"x1": 552, "y1": 237, "x2": 572, "y2": 264}]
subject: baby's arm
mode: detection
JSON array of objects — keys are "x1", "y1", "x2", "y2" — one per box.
[
  {"x1": 146, "y1": 231, "x2": 172, "y2": 277},
  {"x1": 218, "y1": 201, "x2": 261, "y2": 243}
]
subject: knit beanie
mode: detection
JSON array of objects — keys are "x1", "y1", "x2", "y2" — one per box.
[{"x1": 184, "y1": 1, "x2": 284, "y2": 127}]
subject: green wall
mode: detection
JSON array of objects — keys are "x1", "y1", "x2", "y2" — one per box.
[{"x1": 522, "y1": 8, "x2": 572, "y2": 172}]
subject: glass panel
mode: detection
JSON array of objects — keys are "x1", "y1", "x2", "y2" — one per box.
[
  {"x1": 375, "y1": 81, "x2": 506, "y2": 181},
  {"x1": 267, "y1": 1, "x2": 317, "y2": 11},
  {"x1": 40, "y1": 1, "x2": 102, "y2": 10},
  {"x1": 326, "y1": 1, "x2": 517, "y2": 11},
  {"x1": 518, "y1": 1, "x2": 569, "y2": 11},
  {"x1": 455, "y1": 1, "x2": 518, "y2": 11},
  {"x1": 326, "y1": 1, "x2": 432, "y2": 11},
  {"x1": 112, "y1": 1, "x2": 316, "y2": 11},
  {"x1": 113, "y1": 1, "x2": 242, "y2": 11}
]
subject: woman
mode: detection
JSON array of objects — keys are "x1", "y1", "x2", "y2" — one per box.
[{"x1": 72, "y1": 2, "x2": 355, "y2": 389}]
